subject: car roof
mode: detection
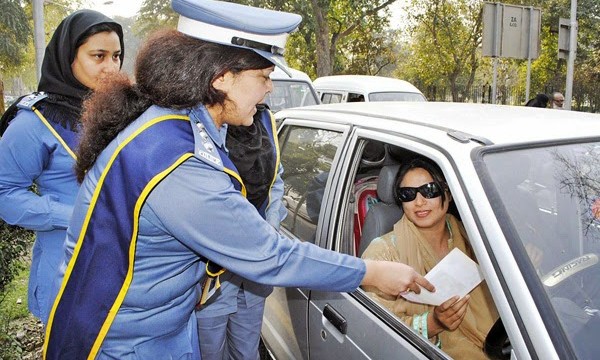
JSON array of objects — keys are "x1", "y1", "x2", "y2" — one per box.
[
  {"x1": 313, "y1": 75, "x2": 423, "y2": 95},
  {"x1": 275, "y1": 101, "x2": 600, "y2": 146},
  {"x1": 270, "y1": 67, "x2": 313, "y2": 82}
]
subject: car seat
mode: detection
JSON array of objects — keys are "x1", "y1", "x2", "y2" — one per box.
[
  {"x1": 358, "y1": 164, "x2": 404, "y2": 257},
  {"x1": 352, "y1": 141, "x2": 387, "y2": 254}
]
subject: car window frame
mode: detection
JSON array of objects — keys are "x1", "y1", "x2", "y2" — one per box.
[
  {"x1": 327, "y1": 128, "x2": 475, "y2": 359},
  {"x1": 473, "y1": 139, "x2": 600, "y2": 360},
  {"x1": 276, "y1": 118, "x2": 352, "y2": 247}
]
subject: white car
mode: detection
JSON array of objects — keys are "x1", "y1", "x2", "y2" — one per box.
[
  {"x1": 314, "y1": 74, "x2": 427, "y2": 103},
  {"x1": 261, "y1": 102, "x2": 600, "y2": 360},
  {"x1": 263, "y1": 67, "x2": 320, "y2": 112}
]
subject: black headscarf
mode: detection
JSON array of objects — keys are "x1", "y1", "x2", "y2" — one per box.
[
  {"x1": 1, "y1": 10, "x2": 124, "y2": 135},
  {"x1": 38, "y1": 9, "x2": 124, "y2": 103},
  {"x1": 227, "y1": 110, "x2": 276, "y2": 210},
  {"x1": 33, "y1": 10, "x2": 123, "y2": 131}
]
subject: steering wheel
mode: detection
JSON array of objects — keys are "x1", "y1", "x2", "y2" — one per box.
[
  {"x1": 484, "y1": 254, "x2": 599, "y2": 359},
  {"x1": 484, "y1": 318, "x2": 511, "y2": 360},
  {"x1": 541, "y1": 253, "x2": 599, "y2": 303},
  {"x1": 541, "y1": 253, "x2": 599, "y2": 288}
]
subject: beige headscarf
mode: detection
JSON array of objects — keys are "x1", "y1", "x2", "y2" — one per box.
[{"x1": 362, "y1": 214, "x2": 498, "y2": 359}]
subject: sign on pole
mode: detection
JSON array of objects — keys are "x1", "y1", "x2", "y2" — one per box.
[
  {"x1": 482, "y1": 2, "x2": 541, "y2": 104},
  {"x1": 483, "y1": 3, "x2": 541, "y2": 59}
]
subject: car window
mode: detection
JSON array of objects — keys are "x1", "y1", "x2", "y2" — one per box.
[
  {"x1": 481, "y1": 143, "x2": 600, "y2": 359},
  {"x1": 336, "y1": 138, "x2": 493, "y2": 359},
  {"x1": 347, "y1": 93, "x2": 365, "y2": 103},
  {"x1": 278, "y1": 125, "x2": 344, "y2": 242},
  {"x1": 321, "y1": 92, "x2": 343, "y2": 104},
  {"x1": 369, "y1": 92, "x2": 427, "y2": 102},
  {"x1": 263, "y1": 80, "x2": 319, "y2": 112}
]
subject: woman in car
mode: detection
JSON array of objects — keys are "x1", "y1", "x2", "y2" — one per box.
[{"x1": 362, "y1": 157, "x2": 498, "y2": 359}]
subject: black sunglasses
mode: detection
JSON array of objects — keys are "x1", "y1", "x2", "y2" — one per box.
[{"x1": 396, "y1": 182, "x2": 444, "y2": 202}]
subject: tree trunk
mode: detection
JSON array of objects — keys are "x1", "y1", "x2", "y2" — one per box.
[
  {"x1": 0, "y1": 79, "x2": 5, "y2": 113},
  {"x1": 311, "y1": 0, "x2": 332, "y2": 77}
]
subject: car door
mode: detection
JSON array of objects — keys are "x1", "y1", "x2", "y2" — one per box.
[
  {"x1": 261, "y1": 119, "x2": 352, "y2": 359},
  {"x1": 306, "y1": 130, "x2": 449, "y2": 359}
]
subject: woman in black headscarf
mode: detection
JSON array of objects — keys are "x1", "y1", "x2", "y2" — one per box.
[
  {"x1": 0, "y1": 9, "x2": 124, "y2": 324},
  {"x1": 525, "y1": 93, "x2": 549, "y2": 108}
]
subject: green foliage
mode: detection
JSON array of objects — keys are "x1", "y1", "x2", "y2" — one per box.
[
  {"x1": 397, "y1": 0, "x2": 482, "y2": 101},
  {"x1": 231, "y1": 0, "x2": 399, "y2": 77},
  {"x1": 0, "y1": 0, "x2": 31, "y2": 72},
  {"x1": 0, "y1": 222, "x2": 32, "y2": 296},
  {"x1": 134, "y1": 0, "x2": 178, "y2": 37}
]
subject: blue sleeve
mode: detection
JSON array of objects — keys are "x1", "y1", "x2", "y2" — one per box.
[
  {"x1": 0, "y1": 112, "x2": 72, "y2": 230},
  {"x1": 145, "y1": 157, "x2": 366, "y2": 292},
  {"x1": 266, "y1": 163, "x2": 286, "y2": 229}
]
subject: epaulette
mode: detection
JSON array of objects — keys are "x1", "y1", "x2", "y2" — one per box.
[
  {"x1": 190, "y1": 118, "x2": 224, "y2": 171},
  {"x1": 16, "y1": 92, "x2": 48, "y2": 110}
]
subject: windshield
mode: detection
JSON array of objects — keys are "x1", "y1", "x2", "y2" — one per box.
[
  {"x1": 263, "y1": 80, "x2": 319, "y2": 112},
  {"x1": 482, "y1": 142, "x2": 600, "y2": 358},
  {"x1": 368, "y1": 92, "x2": 426, "y2": 102}
]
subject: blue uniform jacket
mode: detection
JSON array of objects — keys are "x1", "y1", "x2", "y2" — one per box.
[
  {"x1": 0, "y1": 107, "x2": 79, "y2": 322},
  {"x1": 197, "y1": 110, "x2": 286, "y2": 317},
  {"x1": 46, "y1": 105, "x2": 365, "y2": 359}
]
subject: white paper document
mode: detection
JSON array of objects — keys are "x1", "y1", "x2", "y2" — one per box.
[{"x1": 401, "y1": 248, "x2": 483, "y2": 306}]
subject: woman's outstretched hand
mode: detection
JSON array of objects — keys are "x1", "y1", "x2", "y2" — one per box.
[{"x1": 362, "y1": 260, "x2": 435, "y2": 296}]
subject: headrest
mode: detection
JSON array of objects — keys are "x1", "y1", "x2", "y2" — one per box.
[
  {"x1": 171, "y1": 0, "x2": 302, "y2": 77},
  {"x1": 377, "y1": 164, "x2": 400, "y2": 204},
  {"x1": 361, "y1": 141, "x2": 386, "y2": 168}
]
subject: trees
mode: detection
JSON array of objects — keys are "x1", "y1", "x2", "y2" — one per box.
[
  {"x1": 0, "y1": 0, "x2": 77, "y2": 111},
  {"x1": 397, "y1": 0, "x2": 482, "y2": 102},
  {"x1": 134, "y1": 0, "x2": 178, "y2": 36},
  {"x1": 233, "y1": 0, "x2": 399, "y2": 77},
  {"x1": 0, "y1": 0, "x2": 30, "y2": 112}
]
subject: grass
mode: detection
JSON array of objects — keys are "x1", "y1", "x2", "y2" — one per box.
[
  {"x1": 0, "y1": 265, "x2": 30, "y2": 321},
  {"x1": 0, "y1": 261, "x2": 38, "y2": 360}
]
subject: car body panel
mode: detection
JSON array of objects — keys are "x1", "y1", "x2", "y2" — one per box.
[{"x1": 262, "y1": 102, "x2": 600, "y2": 360}]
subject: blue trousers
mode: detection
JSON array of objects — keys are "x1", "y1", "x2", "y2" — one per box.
[{"x1": 197, "y1": 289, "x2": 264, "y2": 360}]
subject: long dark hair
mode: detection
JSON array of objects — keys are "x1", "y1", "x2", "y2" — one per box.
[
  {"x1": 75, "y1": 29, "x2": 273, "y2": 182},
  {"x1": 395, "y1": 157, "x2": 449, "y2": 207}
]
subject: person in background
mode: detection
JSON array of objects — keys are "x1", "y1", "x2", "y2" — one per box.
[
  {"x1": 552, "y1": 92, "x2": 565, "y2": 109},
  {"x1": 196, "y1": 105, "x2": 287, "y2": 360},
  {"x1": 362, "y1": 157, "x2": 497, "y2": 359},
  {"x1": 525, "y1": 93, "x2": 549, "y2": 108},
  {"x1": 43, "y1": 1, "x2": 434, "y2": 359},
  {"x1": 0, "y1": 9, "x2": 124, "y2": 324}
]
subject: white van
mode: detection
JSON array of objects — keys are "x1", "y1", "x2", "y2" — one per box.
[
  {"x1": 263, "y1": 67, "x2": 320, "y2": 112},
  {"x1": 313, "y1": 75, "x2": 426, "y2": 104}
]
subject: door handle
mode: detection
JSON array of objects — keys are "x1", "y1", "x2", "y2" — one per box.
[{"x1": 323, "y1": 304, "x2": 347, "y2": 335}]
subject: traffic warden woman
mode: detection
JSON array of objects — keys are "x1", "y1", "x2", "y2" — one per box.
[
  {"x1": 43, "y1": 1, "x2": 434, "y2": 359},
  {"x1": 0, "y1": 10, "x2": 124, "y2": 324},
  {"x1": 196, "y1": 106, "x2": 287, "y2": 360}
]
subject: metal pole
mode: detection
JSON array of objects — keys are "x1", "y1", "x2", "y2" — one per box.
[
  {"x1": 565, "y1": 0, "x2": 577, "y2": 110},
  {"x1": 525, "y1": 7, "x2": 535, "y2": 104},
  {"x1": 492, "y1": 58, "x2": 498, "y2": 105},
  {"x1": 32, "y1": 0, "x2": 45, "y2": 83},
  {"x1": 526, "y1": 59, "x2": 531, "y2": 103}
]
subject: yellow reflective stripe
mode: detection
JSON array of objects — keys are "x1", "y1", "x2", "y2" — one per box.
[
  {"x1": 33, "y1": 107, "x2": 77, "y2": 160},
  {"x1": 42, "y1": 114, "x2": 190, "y2": 360},
  {"x1": 266, "y1": 110, "x2": 280, "y2": 207},
  {"x1": 223, "y1": 167, "x2": 246, "y2": 198}
]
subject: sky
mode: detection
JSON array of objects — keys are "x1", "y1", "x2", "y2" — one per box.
[
  {"x1": 86, "y1": 0, "x2": 145, "y2": 18},
  {"x1": 86, "y1": 0, "x2": 409, "y2": 27}
]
